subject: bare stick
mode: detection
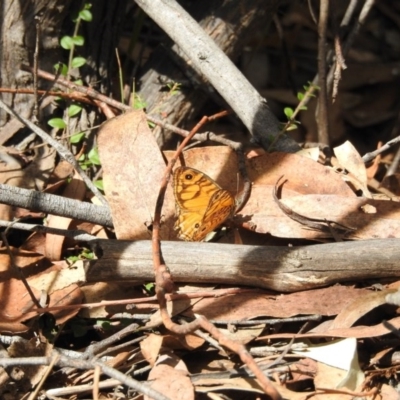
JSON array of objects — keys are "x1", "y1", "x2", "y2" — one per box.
[
  {"x1": 88, "y1": 238, "x2": 400, "y2": 293},
  {"x1": 0, "y1": 219, "x2": 98, "y2": 241},
  {"x1": 316, "y1": 0, "x2": 330, "y2": 145},
  {"x1": 362, "y1": 135, "x2": 400, "y2": 164},
  {"x1": 0, "y1": 184, "x2": 112, "y2": 227},
  {"x1": 134, "y1": 0, "x2": 299, "y2": 153}
]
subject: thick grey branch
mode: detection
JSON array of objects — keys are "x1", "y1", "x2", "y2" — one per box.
[
  {"x1": 134, "y1": 0, "x2": 299, "y2": 153},
  {"x1": 0, "y1": 184, "x2": 112, "y2": 227},
  {"x1": 88, "y1": 238, "x2": 400, "y2": 292}
]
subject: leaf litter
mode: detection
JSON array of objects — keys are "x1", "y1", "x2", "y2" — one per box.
[
  {"x1": 2, "y1": 3, "x2": 400, "y2": 397},
  {"x1": 1, "y1": 109, "x2": 400, "y2": 399}
]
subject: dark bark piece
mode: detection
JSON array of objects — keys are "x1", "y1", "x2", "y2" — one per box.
[
  {"x1": 88, "y1": 238, "x2": 400, "y2": 292},
  {"x1": 79, "y1": 0, "x2": 128, "y2": 92}
]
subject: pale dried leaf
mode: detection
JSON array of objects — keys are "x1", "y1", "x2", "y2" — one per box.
[
  {"x1": 293, "y1": 338, "x2": 364, "y2": 390},
  {"x1": 333, "y1": 141, "x2": 371, "y2": 197},
  {"x1": 98, "y1": 110, "x2": 175, "y2": 240},
  {"x1": 141, "y1": 333, "x2": 163, "y2": 366}
]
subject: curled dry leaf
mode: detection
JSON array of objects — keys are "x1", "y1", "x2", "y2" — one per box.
[{"x1": 280, "y1": 194, "x2": 400, "y2": 240}]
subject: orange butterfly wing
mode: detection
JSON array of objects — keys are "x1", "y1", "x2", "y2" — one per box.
[{"x1": 173, "y1": 167, "x2": 235, "y2": 241}]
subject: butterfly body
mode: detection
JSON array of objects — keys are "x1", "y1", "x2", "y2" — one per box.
[{"x1": 173, "y1": 166, "x2": 235, "y2": 241}]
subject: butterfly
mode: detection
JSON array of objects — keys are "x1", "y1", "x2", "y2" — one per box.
[{"x1": 173, "y1": 166, "x2": 236, "y2": 241}]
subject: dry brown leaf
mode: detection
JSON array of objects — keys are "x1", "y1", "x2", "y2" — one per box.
[
  {"x1": 0, "y1": 250, "x2": 83, "y2": 333},
  {"x1": 98, "y1": 110, "x2": 175, "y2": 240},
  {"x1": 45, "y1": 171, "x2": 86, "y2": 261},
  {"x1": 195, "y1": 376, "x2": 302, "y2": 399},
  {"x1": 140, "y1": 333, "x2": 164, "y2": 366},
  {"x1": 194, "y1": 376, "x2": 265, "y2": 394},
  {"x1": 214, "y1": 324, "x2": 265, "y2": 345},
  {"x1": 79, "y1": 282, "x2": 146, "y2": 319},
  {"x1": 162, "y1": 334, "x2": 205, "y2": 351},
  {"x1": 145, "y1": 353, "x2": 194, "y2": 400},
  {"x1": 166, "y1": 147, "x2": 356, "y2": 240},
  {"x1": 380, "y1": 383, "x2": 400, "y2": 400},
  {"x1": 330, "y1": 289, "x2": 396, "y2": 330},
  {"x1": 147, "y1": 284, "x2": 216, "y2": 327},
  {"x1": 279, "y1": 194, "x2": 400, "y2": 240},
  {"x1": 7, "y1": 337, "x2": 50, "y2": 388},
  {"x1": 313, "y1": 362, "x2": 355, "y2": 400},
  {"x1": 190, "y1": 286, "x2": 371, "y2": 321},
  {"x1": 261, "y1": 315, "x2": 400, "y2": 340}
]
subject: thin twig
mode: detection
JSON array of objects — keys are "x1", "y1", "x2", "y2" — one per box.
[
  {"x1": 0, "y1": 219, "x2": 98, "y2": 241},
  {"x1": 32, "y1": 14, "x2": 42, "y2": 123},
  {"x1": 362, "y1": 135, "x2": 400, "y2": 164},
  {"x1": 28, "y1": 353, "x2": 59, "y2": 400},
  {"x1": 316, "y1": 0, "x2": 330, "y2": 145},
  {"x1": 0, "y1": 88, "x2": 98, "y2": 106},
  {"x1": 0, "y1": 355, "x2": 170, "y2": 400},
  {"x1": 20, "y1": 65, "x2": 245, "y2": 149}
]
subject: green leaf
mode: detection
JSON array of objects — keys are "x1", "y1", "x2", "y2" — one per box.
[
  {"x1": 94, "y1": 179, "x2": 104, "y2": 191},
  {"x1": 72, "y1": 35, "x2": 85, "y2": 46},
  {"x1": 79, "y1": 9, "x2": 93, "y2": 21},
  {"x1": 286, "y1": 124, "x2": 298, "y2": 131},
  {"x1": 54, "y1": 62, "x2": 68, "y2": 76},
  {"x1": 68, "y1": 104, "x2": 82, "y2": 117},
  {"x1": 96, "y1": 320, "x2": 112, "y2": 330},
  {"x1": 60, "y1": 36, "x2": 74, "y2": 50},
  {"x1": 70, "y1": 132, "x2": 85, "y2": 144},
  {"x1": 88, "y1": 148, "x2": 101, "y2": 166},
  {"x1": 132, "y1": 94, "x2": 147, "y2": 110},
  {"x1": 74, "y1": 79, "x2": 84, "y2": 86},
  {"x1": 81, "y1": 249, "x2": 95, "y2": 259},
  {"x1": 48, "y1": 118, "x2": 66, "y2": 129},
  {"x1": 299, "y1": 105, "x2": 308, "y2": 111},
  {"x1": 284, "y1": 107, "x2": 294, "y2": 119},
  {"x1": 297, "y1": 92, "x2": 304, "y2": 101},
  {"x1": 144, "y1": 282, "x2": 155, "y2": 293},
  {"x1": 71, "y1": 57, "x2": 86, "y2": 68}
]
